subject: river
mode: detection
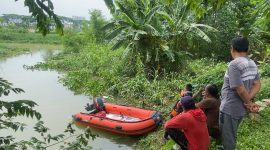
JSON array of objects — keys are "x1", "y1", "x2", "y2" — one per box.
[{"x1": 0, "y1": 49, "x2": 137, "y2": 149}]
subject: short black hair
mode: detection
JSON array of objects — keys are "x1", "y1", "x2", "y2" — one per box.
[
  {"x1": 206, "y1": 84, "x2": 219, "y2": 99},
  {"x1": 186, "y1": 84, "x2": 193, "y2": 91},
  {"x1": 231, "y1": 36, "x2": 249, "y2": 52}
]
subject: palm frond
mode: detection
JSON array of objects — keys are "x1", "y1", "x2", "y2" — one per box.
[
  {"x1": 144, "y1": 24, "x2": 159, "y2": 35},
  {"x1": 106, "y1": 26, "x2": 126, "y2": 41},
  {"x1": 190, "y1": 26, "x2": 212, "y2": 43},
  {"x1": 112, "y1": 39, "x2": 125, "y2": 50},
  {"x1": 191, "y1": 24, "x2": 218, "y2": 32},
  {"x1": 137, "y1": 10, "x2": 146, "y2": 24},
  {"x1": 122, "y1": 43, "x2": 133, "y2": 59},
  {"x1": 104, "y1": 0, "x2": 115, "y2": 14},
  {"x1": 260, "y1": 0, "x2": 270, "y2": 19},
  {"x1": 122, "y1": 14, "x2": 137, "y2": 27},
  {"x1": 144, "y1": 5, "x2": 161, "y2": 24},
  {"x1": 135, "y1": 30, "x2": 148, "y2": 35},
  {"x1": 118, "y1": 20, "x2": 133, "y2": 27},
  {"x1": 136, "y1": 0, "x2": 145, "y2": 10},
  {"x1": 134, "y1": 30, "x2": 147, "y2": 40},
  {"x1": 162, "y1": 45, "x2": 175, "y2": 62},
  {"x1": 136, "y1": 0, "x2": 146, "y2": 23},
  {"x1": 157, "y1": 11, "x2": 176, "y2": 29},
  {"x1": 102, "y1": 21, "x2": 117, "y2": 30},
  {"x1": 176, "y1": 4, "x2": 188, "y2": 27},
  {"x1": 116, "y1": 1, "x2": 136, "y2": 23}
]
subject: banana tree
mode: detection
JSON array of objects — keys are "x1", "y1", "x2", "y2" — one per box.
[
  {"x1": 103, "y1": 0, "x2": 165, "y2": 76},
  {"x1": 103, "y1": 0, "x2": 216, "y2": 78}
]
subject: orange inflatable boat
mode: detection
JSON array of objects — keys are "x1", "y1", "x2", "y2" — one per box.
[{"x1": 73, "y1": 103, "x2": 162, "y2": 135}]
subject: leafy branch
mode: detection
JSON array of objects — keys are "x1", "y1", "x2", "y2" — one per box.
[
  {"x1": 15, "y1": 0, "x2": 63, "y2": 36},
  {"x1": 0, "y1": 78, "x2": 96, "y2": 149}
]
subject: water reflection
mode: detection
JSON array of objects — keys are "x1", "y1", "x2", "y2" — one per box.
[
  {"x1": 0, "y1": 50, "x2": 137, "y2": 150},
  {"x1": 75, "y1": 122, "x2": 139, "y2": 148}
]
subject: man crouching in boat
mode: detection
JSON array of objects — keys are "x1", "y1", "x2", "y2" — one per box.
[{"x1": 164, "y1": 96, "x2": 210, "y2": 150}]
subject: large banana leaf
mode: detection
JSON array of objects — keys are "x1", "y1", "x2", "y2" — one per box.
[
  {"x1": 162, "y1": 46, "x2": 175, "y2": 62},
  {"x1": 106, "y1": 26, "x2": 127, "y2": 41},
  {"x1": 191, "y1": 24, "x2": 218, "y2": 32},
  {"x1": 104, "y1": 0, "x2": 115, "y2": 14},
  {"x1": 116, "y1": 1, "x2": 136, "y2": 23},
  {"x1": 157, "y1": 11, "x2": 176, "y2": 29},
  {"x1": 102, "y1": 22, "x2": 117, "y2": 30},
  {"x1": 112, "y1": 39, "x2": 125, "y2": 50},
  {"x1": 121, "y1": 43, "x2": 134, "y2": 59},
  {"x1": 190, "y1": 25, "x2": 212, "y2": 42},
  {"x1": 260, "y1": 0, "x2": 270, "y2": 19},
  {"x1": 144, "y1": 5, "x2": 161, "y2": 24},
  {"x1": 143, "y1": 24, "x2": 159, "y2": 35}
]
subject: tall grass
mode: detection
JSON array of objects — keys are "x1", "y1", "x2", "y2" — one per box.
[
  {"x1": 0, "y1": 43, "x2": 63, "y2": 59},
  {"x1": 0, "y1": 43, "x2": 30, "y2": 59},
  {"x1": 0, "y1": 31, "x2": 62, "y2": 44}
]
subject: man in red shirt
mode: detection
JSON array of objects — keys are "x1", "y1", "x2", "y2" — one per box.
[{"x1": 164, "y1": 96, "x2": 210, "y2": 150}]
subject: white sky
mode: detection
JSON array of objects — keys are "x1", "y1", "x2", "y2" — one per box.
[{"x1": 0, "y1": 0, "x2": 112, "y2": 20}]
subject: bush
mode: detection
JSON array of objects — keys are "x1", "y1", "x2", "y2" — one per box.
[
  {"x1": 259, "y1": 63, "x2": 270, "y2": 78},
  {"x1": 186, "y1": 59, "x2": 227, "y2": 89},
  {"x1": 62, "y1": 30, "x2": 89, "y2": 53},
  {"x1": 256, "y1": 78, "x2": 270, "y2": 100}
]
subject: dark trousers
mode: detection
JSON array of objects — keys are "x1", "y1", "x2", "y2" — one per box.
[
  {"x1": 208, "y1": 127, "x2": 220, "y2": 139},
  {"x1": 165, "y1": 128, "x2": 188, "y2": 150},
  {"x1": 219, "y1": 112, "x2": 243, "y2": 150}
]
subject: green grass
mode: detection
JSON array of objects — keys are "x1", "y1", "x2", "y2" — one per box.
[
  {"x1": 0, "y1": 42, "x2": 63, "y2": 59},
  {"x1": 0, "y1": 43, "x2": 29, "y2": 59},
  {"x1": 0, "y1": 31, "x2": 62, "y2": 44},
  {"x1": 161, "y1": 139, "x2": 175, "y2": 150},
  {"x1": 237, "y1": 108, "x2": 270, "y2": 150}
]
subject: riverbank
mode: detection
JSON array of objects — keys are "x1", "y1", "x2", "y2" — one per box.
[
  {"x1": 5, "y1": 40, "x2": 270, "y2": 149},
  {"x1": 3, "y1": 27, "x2": 268, "y2": 150},
  {"x1": 0, "y1": 29, "x2": 63, "y2": 59},
  {"x1": 0, "y1": 42, "x2": 63, "y2": 59},
  {"x1": 30, "y1": 35, "x2": 270, "y2": 149},
  {"x1": 0, "y1": 38, "x2": 270, "y2": 150},
  {"x1": 0, "y1": 31, "x2": 62, "y2": 44}
]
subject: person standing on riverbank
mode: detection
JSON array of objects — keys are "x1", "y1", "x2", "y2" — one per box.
[{"x1": 219, "y1": 36, "x2": 261, "y2": 150}]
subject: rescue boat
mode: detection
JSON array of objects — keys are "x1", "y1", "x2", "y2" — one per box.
[{"x1": 73, "y1": 103, "x2": 162, "y2": 135}]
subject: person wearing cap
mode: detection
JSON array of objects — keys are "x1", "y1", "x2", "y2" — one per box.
[
  {"x1": 164, "y1": 84, "x2": 194, "y2": 141},
  {"x1": 164, "y1": 96, "x2": 210, "y2": 150},
  {"x1": 220, "y1": 36, "x2": 261, "y2": 150}
]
